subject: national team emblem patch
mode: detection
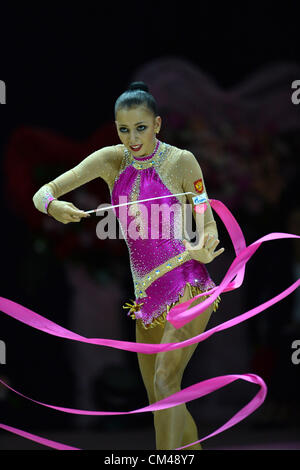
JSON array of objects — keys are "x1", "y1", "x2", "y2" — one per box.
[{"x1": 194, "y1": 178, "x2": 203, "y2": 193}]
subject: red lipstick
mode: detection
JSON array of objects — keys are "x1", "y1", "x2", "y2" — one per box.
[{"x1": 130, "y1": 144, "x2": 143, "y2": 152}]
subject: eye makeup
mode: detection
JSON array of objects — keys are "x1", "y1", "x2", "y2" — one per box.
[{"x1": 119, "y1": 125, "x2": 147, "y2": 133}]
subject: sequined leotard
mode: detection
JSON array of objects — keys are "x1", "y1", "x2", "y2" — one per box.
[
  {"x1": 32, "y1": 140, "x2": 221, "y2": 329},
  {"x1": 111, "y1": 141, "x2": 221, "y2": 329}
]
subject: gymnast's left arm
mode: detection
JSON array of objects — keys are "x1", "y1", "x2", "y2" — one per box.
[{"x1": 180, "y1": 150, "x2": 224, "y2": 263}]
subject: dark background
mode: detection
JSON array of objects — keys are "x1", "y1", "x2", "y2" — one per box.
[{"x1": 0, "y1": 3, "x2": 299, "y2": 450}]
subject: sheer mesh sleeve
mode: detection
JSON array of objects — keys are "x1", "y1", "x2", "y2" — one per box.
[
  {"x1": 181, "y1": 150, "x2": 218, "y2": 237},
  {"x1": 33, "y1": 145, "x2": 120, "y2": 214}
]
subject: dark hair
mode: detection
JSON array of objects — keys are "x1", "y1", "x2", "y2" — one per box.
[{"x1": 114, "y1": 81, "x2": 158, "y2": 118}]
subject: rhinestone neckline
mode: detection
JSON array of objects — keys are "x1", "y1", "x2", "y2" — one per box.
[
  {"x1": 125, "y1": 141, "x2": 170, "y2": 170},
  {"x1": 130, "y1": 139, "x2": 161, "y2": 161}
]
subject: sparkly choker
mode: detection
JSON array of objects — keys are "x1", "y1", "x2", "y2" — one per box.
[
  {"x1": 125, "y1": 140, "x2": 170, "y2": 170},
  {"x1": 131, "y1": 140, "x2": 161, "y2": 161}
]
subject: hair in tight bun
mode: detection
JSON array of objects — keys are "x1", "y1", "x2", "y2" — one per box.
[
  {"x1": 127, "y1": 81, "x2": 149, "y2": 93},
  {"x1": 115, "y1": 81, "x2": 158, "y2": 118}
]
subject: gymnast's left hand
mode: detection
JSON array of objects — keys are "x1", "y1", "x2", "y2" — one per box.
[{"x1": 183, "y1": 234, "x2": 225, "y2": 264}]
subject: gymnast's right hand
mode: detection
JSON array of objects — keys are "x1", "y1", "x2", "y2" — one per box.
[{"x1": 47, "y1": 200, "x2": 90, "y2": 224}]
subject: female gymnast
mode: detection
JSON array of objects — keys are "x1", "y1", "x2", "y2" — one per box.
[{"x1": 32, "y1": 81, "x2": 224, "y2": 450}]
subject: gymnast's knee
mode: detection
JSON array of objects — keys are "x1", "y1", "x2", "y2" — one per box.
[{"x1": 153, "y1": 368, "x2": 180, "y2": 402}]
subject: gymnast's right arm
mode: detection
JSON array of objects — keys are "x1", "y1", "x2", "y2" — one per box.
[{"x1": 32, "y1": 145, "x2": 119, "y2": 224}]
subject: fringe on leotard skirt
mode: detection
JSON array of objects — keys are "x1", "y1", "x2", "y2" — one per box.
[{"x1": 123, "y1": 282, "x2": 221, "y2": 330}]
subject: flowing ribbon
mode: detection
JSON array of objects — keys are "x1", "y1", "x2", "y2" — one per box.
[
  {"x1": 0, "y1": 197, "x2": 299, "y2": 450},
  {"x1": 0, "y1": 373, "x2": 267, "y2": 451}
]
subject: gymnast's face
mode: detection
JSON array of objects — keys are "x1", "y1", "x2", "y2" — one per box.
[{"x1": 115, "y1": 105, "x2": 161, "y2": 157}]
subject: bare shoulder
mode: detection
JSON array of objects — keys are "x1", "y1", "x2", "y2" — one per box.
[
  {"x1": 96, "y1": 143, "x2": 123, "y2": 164},
  {"x1": 167, "y1": 144, "x2": 197, "y2": 172},
  {"x1": 179, "y1": 147, "x2": 196, "y2": 161},
  {"x1": 95, "y1": 144, "x2": 123, "y2": 173},
  {"x1": 80, "y1": 144, "x2": 123, "y2": 187},
  {"x1": 112, "y1": 143, "x2": 125, "y2": 161},
  {"x1": 168, "y1": 143, "x2": 194, "y2": 159}
]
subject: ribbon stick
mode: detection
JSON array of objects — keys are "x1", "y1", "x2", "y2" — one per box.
[
  {"x1": 85, "y1": 191, "x2": 199, "y2": 214},
  {"x1": 0, "y1": 197, "x2": 299, "y2": 450}
]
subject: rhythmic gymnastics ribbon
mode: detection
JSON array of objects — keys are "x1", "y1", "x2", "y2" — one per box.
[{"x1": 0, "y1": 196, "x2": 299, "y2": 450}]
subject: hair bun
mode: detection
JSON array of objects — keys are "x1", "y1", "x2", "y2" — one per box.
[{"x1": 127, "y1": 81, "x2": 149, "y2": 93}]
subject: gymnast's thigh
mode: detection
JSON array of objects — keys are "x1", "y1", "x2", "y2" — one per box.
[
  {"x1": 154, "y1": 284, "x2": 215, "y2": 384},
  {"x1": 136, "y1": 319, "x2": 165, "y2": 404}
]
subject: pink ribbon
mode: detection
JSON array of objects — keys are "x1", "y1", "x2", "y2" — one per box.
[
  {"x1": 0, "y1": 198, "x2": 299, "y2": 450},
  {"x1": 0, "y1": 373, "x2": 267, "y2": 450}
]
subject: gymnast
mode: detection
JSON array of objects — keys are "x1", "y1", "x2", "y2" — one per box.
[{"x1": 33, "y1": 81, "x2": 224, "y2": 450}]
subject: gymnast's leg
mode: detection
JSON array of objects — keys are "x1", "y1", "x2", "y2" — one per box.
[
  {"x1": 153, "y1": 285, "x2": 215, "y2": 450},
  {"x1": 136, "y1": 318, "x2": 165, "y2": 411}
]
